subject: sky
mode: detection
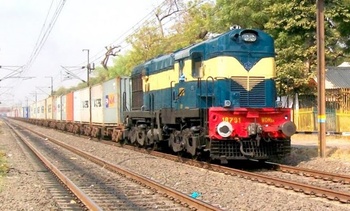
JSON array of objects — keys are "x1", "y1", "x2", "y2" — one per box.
[{"x1": 0, "y1": 0, "x2": 163, "y2": 107}]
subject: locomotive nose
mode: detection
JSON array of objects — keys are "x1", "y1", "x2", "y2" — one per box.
[{"x1": 279, "y1": 121, "x2": 297, "y2": 137}]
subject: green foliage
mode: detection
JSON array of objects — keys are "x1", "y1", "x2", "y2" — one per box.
[
  {"x1": 172, "y1": 1, "x2": 216, "y2": 44},
  {"x1": 265, "y1": 0, "x2": 350, "y2": 95},
  {"x1": 127, "y1": 22, "x2": 167, "y2": 61},
  {"x1": 0, "y1": 151, "x2": 8, "y2": 177},
  {"x1": 60, "y1": 0, "x2": 349, "y2": 97},
  {"x1": 108, "y1": 53, "x2": 135, "y2": 77},
  {"x1": 214, "y1": 0, "x2": 271, "y2": 30}
]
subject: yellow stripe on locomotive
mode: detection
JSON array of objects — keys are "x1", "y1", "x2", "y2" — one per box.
[{"x1": 145, "y1": 56, "x2": 276, "y2": 93}]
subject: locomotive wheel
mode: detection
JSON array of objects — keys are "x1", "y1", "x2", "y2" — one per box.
[
  {"x1": 169, "y1": 131, "x2": 185, "y2": 152},
  {"x1": 146, "y1": 129, "x2": 160, "y2": 146},
  {"x1": 129, "y1": 128, "x2": 137, "y2": 144},
  {"x1": 182, "y1": 129, "x2": 197, "y2": 156},
  {"x1": 136, "y1": 129, "x2": 146, "y2": 146}
]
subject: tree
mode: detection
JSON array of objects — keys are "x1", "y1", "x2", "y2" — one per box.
[
  {"x1": 171, "y1": 0, "x2": 215, "y2": 45},
  {"x1": 214, "y1": 0, "x2": 271, "y2": 30},
  {"x1": 265, "y1": 0, "x2": 350, "y2": 95}
]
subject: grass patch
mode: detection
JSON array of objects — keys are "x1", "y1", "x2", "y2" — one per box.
[
  {"x1": 0, "y1": 151, "x2": 8, "y2": 191},
  {"x1": 328, "y1": 148, "x2": 350, "y2": 160},
  {"x1": 0, "y1": 151, "x2": 8, "y2": 176}
]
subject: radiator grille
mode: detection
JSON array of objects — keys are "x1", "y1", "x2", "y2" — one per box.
[{"x1": 231, "y1": 76, "x2": 265, "y2": 107}]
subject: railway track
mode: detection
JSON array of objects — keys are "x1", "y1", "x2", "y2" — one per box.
[
  {"x1": 5, "y1": 121, "x2": 84, "y2": 210},
  {"x1": 263, "y1": 161, "x2": 350, "y2": 184},
  {"x1": 121, "y1": 145, "x2": 350, "y2": 203},
  {"x1": 6, "y1": 120, "x2": 221, "y2": 211},
  {"x1": 7, "y1": 118, "x2": 350, "y2": 205}
]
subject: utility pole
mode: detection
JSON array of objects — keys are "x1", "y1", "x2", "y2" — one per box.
[
  {"x1": 83, "y1": 49, "x2": 92, "y2": 126},
  {"x1": 45, "y1": 76, "x2": 53, "y2": 96},
  {"x1": 83, "y1": 49, "x2": 90, "y2": 86},
  {"x1": 317, "y1": 0, "x2": 326, "y2": 157}
]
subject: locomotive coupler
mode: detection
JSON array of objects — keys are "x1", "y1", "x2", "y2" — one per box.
[{"x1": 237, "y1": 139, "x2": 254, "y2": 157}]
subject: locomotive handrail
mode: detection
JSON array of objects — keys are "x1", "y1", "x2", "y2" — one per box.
[
  {"x1": 151, "y1": 93, "x2": 155, "y2": 112},
  {"x1": 122, "y1": 91, "x2": 128, "y2": 111},
  {"x1": 170, "y1": 81, "x2": 175, "y2": 110},
  {"x1": 147, "y1": 93, "x2": 155, "y2": 112},
  {"x1": 206, "y1": 76, "x2": 215, "y2": 108}
]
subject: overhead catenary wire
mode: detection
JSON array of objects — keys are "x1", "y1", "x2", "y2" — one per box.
[
  {"x1": 66, "y1": 0, "x2": 172, "y2": 85},
  {"x1": 69, "y1": 0, "x2": 203, "y2": 87},
  {"x1": 22, "y1": 0, "x2": 66, "y2": 75},
  {"x1": 86, "y1": 0, "x2": 171, "y2": 65},
  {"x1": 8, "y1": 0, "x2": 67, "y2": 102},
  {"x1": 7, "y1": 0, "x2": 203, "y2": 104}
]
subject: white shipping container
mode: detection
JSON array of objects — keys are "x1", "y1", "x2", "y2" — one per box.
[
  {"x1": 80, "y1": 87, "x2": 90, "y2": 123},
  {"x1": 46, "y1": 96, "x2": 53, "y2": 120},
  {"x1": 73, "y1": 90, "x2": 81, "y2": 122},
  {"x1": 91, "y1": 84, "x2": 103, "y2": 123},
  {"x1": 29, "y1": 101, "x2": 36, "y2": 119},
  {"x1": 36, "y1": 99, "x2": 46, "y2": 119},
  {"x1": 55, "y1": 96, "x2": 62, "y2": 121},
  {"x1": 61, "y1": 95, "x2": 67, "y2": 121}
]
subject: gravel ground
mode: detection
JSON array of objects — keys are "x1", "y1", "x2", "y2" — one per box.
[
  {"x1": 1, "y1": 119, "x2": 350, "y2": 211},
  {"x1": 0, "y1": 120, "x2": 59, "y2": 211}
]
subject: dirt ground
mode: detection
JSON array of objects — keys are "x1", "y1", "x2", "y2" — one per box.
[{"x1": 292, "y1": 133, "x2": 350, "y2": 148}]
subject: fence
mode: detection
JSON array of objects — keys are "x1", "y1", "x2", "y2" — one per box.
[
  {"x1": 293, "y1": 108, "x2": 350, "y2": 133},
  {"x1": 293, "y1": 90, "x2": 350, "y2": 133}
]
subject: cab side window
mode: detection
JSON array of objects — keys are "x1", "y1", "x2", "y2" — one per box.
[{"x1": 191, "y1": 52, "x2": 203, "y2": 78}]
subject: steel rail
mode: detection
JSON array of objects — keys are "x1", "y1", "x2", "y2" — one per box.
[
  {"x1": 16, "y1": 123, "x2": 221, "y2": 211},
  {"x1": 122, "y1": 145, "x2": 350, "y2": 203},
  {"x1": 10, "y1": 119, "x2": 350, "y2": 204},
  {"x1": 6, "y1": 122, "x2": 103, "y2": 211},
  {"x1": 265, "y1": 161, "x2": 350, "y2": 184}
]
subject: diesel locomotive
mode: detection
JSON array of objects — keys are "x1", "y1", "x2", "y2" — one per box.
[{"x1": 123, "y1": 28, "x2": 296, "y2": 163}]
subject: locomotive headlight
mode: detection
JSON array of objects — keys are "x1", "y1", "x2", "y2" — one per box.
[
  {"x1": 217, "y1": 121, "x2": 233, "y2": 138},
  {"x1": 224, "y1": 100, "x2": 231, "y2": 107},
  {"x1": 241, "y1": 33, "x2": 257, "y2": 42}
]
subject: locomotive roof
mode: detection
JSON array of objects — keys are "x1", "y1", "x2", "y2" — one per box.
[{"x1": 131, "y1": 28, "x2": 274, "y2": 76}]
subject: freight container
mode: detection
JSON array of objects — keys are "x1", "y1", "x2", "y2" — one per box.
[
  {"x1": 23, "y1": 106, "x2": 29, "y2": 118},
  {"x1": 61, "y1": 95, "x2": 67, "y2": 121},
  {"x1": 73, "y1": 90, "x2": 81, "y2": 122},
  {"x1": 36, "y1": 98, "x2": 46, "y2": 119},
  {"x1": 103, "y1": 78, "x2": 118, "y2": 124},
  {"x1": 52, "y1": 96, "x2": 57, "y2": 120},
  {"x1": 66, "y1": 92, "x2": 74, "y2": 121},
  {"x1": 10, "y1": 106, "x2": 22, "y2": 117},
  {"x1": 91, "y1": 84, "x2": 103, "y2": 123},
  {"x1": 79, "y1": 87, "x2": 90, "y2": 123},
  {"x1": 29, "y1": 101, "x2": 36, "y2": 118},
  {"x1": 46, "y1": 96, "x2": 53, "y2": 120},
  {"x1": 55, "y1": 95, "x2": 62, "y2": 121},
  {"x1": 102, "y1": 77, "x2": 131, "y2": 124}
]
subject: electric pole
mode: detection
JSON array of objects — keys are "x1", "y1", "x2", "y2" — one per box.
[
  {"x1": 317, "y1": 0, "x2": 326, "y2": 157},
  {"x1": 45, "y1": 76, "x2": 53, "y2": 96},
  {"x1": 83, "y1": 49, "x2": 92, "y2": 126},
  {"x1": 83, "y1": 49, "x2": 90, "y2": 86}
]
